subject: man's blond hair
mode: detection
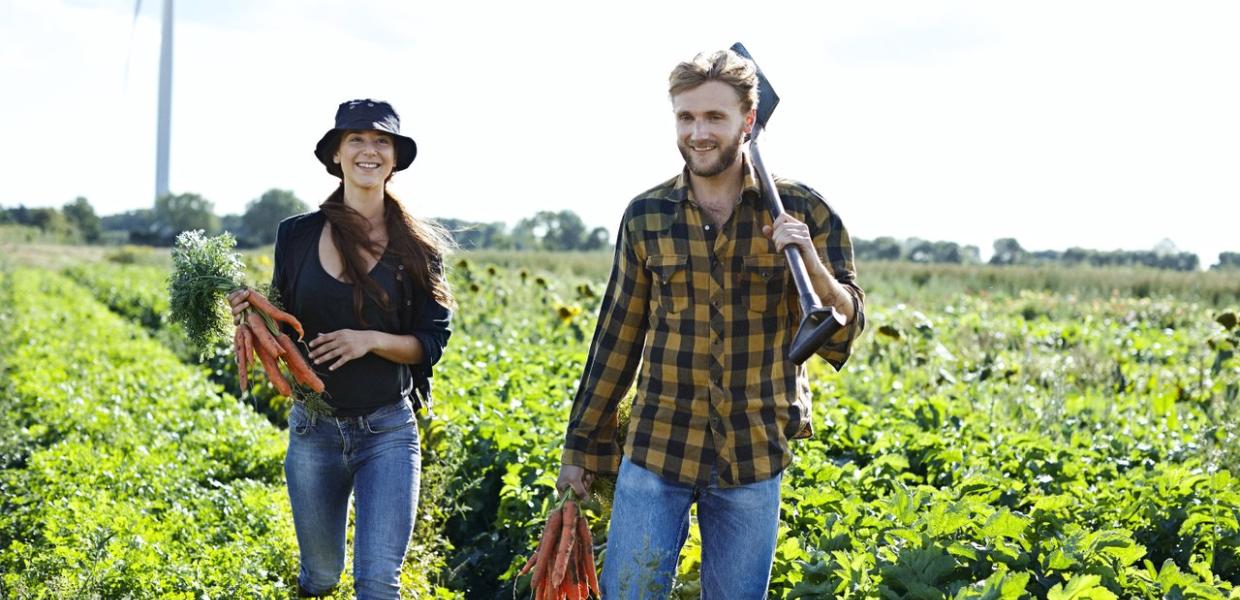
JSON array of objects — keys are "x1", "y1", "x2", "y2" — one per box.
[{"x1": 668, "y1": 49, "x2": 759, "y2": 113}]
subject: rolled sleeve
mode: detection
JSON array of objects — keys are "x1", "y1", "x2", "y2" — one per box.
[
  {"x1": 808, "y1": 192, "x2": 866, "y2": 369},
  {"x1": 562, "y1": 215, "x2": 650, "y2": 475},
  {"x1": 411, "y1": 295, "x2": 452, "y2": 367}
]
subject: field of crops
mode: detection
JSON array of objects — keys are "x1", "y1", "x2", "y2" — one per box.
[{"x1": 0, "y1": 247, "x2": 1237, "y2": 599}]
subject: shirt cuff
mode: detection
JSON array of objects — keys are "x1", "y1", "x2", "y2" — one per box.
[{"x1": 562, "y1": 434, "x2": 622, "y2": 475}]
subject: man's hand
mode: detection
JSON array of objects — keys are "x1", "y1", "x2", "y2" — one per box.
[
  {"x1": 556, "y1": 464, "x2": 595, "y2": 498},
  {"x1": 762, "y1": 213, "x2": 826, "y2": 273},
  {"x1": 309, "y1": 330, "x2": 375, "y2": 371}
]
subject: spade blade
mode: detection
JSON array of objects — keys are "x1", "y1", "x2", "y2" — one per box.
[{"x1": 730, "y1": 42, "x2": 780, "y2": 129}]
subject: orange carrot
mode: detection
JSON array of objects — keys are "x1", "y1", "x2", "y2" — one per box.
[
  {"x1": 254, "y1": 340, "x2": 293, "y2": 397},
  {"x1": 276, "y1": 333, "x2": 325, "y2": 393},
  {"x1": 238, "y1": 325, "x2": 253, "y2": 392},
  {"x1": 246, "y1": 311, "x2": 284, "y2": 358},
  {"x1": 565, "y1": 544, "x2": 581, "y2": 600},
  {"x1": 521, "y1": 506, "x2": 558, "y2": 578},
  {"x1": 245, "y1": 289, "x2": 305, "y2": 341},
  {"x1": 575, "y1": 539, "x2": 589, "y2": 599},
  {"x1": 551, "y1": 500, "x2": 578, "y2": 587},
  {"x1": 234, "y1": 326, "x2": 249, "y2": 393},
  {"x1": 239, "y1": 323, "x2": 256, "y2": 366},
  {"x1": 577, "y1": 515, "x2": 599, "y2": 597},
  {"x1": 532, "y1": 507, "x2": 563, "y2": 590},
  {"x1": 519, "y1": 553, "x2": 537, "y2": 577}
]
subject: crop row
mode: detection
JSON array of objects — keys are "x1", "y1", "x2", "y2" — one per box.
[{"x1": 56, "y1": 258, "x2": 1240, "y2": 598}]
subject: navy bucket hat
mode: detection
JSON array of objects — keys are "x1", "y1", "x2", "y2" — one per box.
[{"x1": 314, "y1": 99, "x2": 418, "y2": 178}]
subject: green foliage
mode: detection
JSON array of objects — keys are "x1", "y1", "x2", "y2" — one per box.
[
  {"x1": 167, "y1": 230, "x2": 245, "y2": 353},
  {"x1": 152, "y1": 192, "x2": 220, "y2": 243},
  {"x1": 11, "y1": 250, "x2": 1240, "y2": 598},
  {"x1": 239, "y1": 189, "x2": 308, "y2": 247},
  {"x1": 0, "y1": 269, "x2": 297, "y2": 596}
]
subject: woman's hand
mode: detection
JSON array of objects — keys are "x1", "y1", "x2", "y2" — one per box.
[
  {"x1": 227, "y1": 289, "x2": 250, "y2": 325},
  {"x1": 309, "y1": 329, "x2": 376, "y2": 371}
]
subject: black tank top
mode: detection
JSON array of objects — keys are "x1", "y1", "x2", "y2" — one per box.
[{"x1": 289, "y1": 228, "x2": 412, "y2": 416}]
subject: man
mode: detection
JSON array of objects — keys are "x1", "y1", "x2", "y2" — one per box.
[{"x1": 556, "y1": 48, "x2": 865, "y2": 598}]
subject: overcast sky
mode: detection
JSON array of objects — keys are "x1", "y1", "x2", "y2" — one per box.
[{"x1": 3, "y1": 0, "x2": 1238, "y2": 265}]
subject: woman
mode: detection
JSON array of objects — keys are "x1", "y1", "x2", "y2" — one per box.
[{"x1": 229, "y1": 99, "x2": 453, "y2": 599}]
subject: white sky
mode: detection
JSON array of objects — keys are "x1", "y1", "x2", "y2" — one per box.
[{"x1": 3, "y1": 0, "x2": 1238, "y2": 265}]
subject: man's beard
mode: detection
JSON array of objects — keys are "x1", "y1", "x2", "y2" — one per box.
[{"x1": 678, "y1": 128, "x2": 744, "y2": 178}]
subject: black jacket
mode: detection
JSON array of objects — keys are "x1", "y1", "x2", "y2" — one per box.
[{"x1": 271, "y1": 210, "x2": 451, "y2": 410}]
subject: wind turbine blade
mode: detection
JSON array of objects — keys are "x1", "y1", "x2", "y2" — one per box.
[{"x1": 122, "y1": 0, "x2": 143, "y2": 89}]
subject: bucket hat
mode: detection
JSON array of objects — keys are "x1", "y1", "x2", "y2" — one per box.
[{"x1": 314, "y1": 99, "x2": 417, "y2": 177}]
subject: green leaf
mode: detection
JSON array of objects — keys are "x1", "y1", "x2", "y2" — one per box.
[
  {"x1": 982, "y1": 508, "x2": 1030, "y2": 541},
  {"x1": 952, "y1": 570, "x2": 1033, "y2": 600},
  {"x1": 1046, "y1": 574, "x2": 1117, "y2": 600}
]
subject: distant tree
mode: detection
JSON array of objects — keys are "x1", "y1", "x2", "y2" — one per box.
[
  {"x1": 101, "y1": 208, "x2": 155, "y2": 236},
  {"x1": 62, "y1": 196, "x2": 101, "y2": 243},
  {"x1": 1213, "y1": 252, "x2": 1240, "y2": 271},
  {"x1": 437, "y1": 218, "x2": 511, "y2": 249},
  {"x1": 582, "y1": 226, "x2": 611, "y2": 251},
  {"x1": 990, "y1": 238, "x2": 1027, "y2": 265},
  {"x1": 241, "y1": 189, "x2": 308, "y2": 246},
  {"x1": 871, "y1": 237, "x2": 902, "y2": 261},
  {"x1": 26, "y1": 207, "x2": 74, "y2": 238},
  {"x1": 930, "y1": 241, "x2": 962, "y2": 263},
  {"x1": 152, "y1": 192, "x2": 219, "y2": 245},
  {"x1": 513, "y1": 210, "x2": 590, "y2": 250},
  {"x1": 906, "y1": 238, "x2": 934, "y2": 263},
  {"x1": 220, "y1": 214, "x2": 244, "y2": 239},
  {"x1": 1028, "y1": 249, "x2": 1061, "y2": 264}
]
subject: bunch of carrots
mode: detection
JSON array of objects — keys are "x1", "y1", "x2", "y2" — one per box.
[
  {"x1": 233, "y1": 289, "x2": 324, "y2": 397},
  {"x1": 519, "y1": 493, "x2": 600, "y2": 599}
]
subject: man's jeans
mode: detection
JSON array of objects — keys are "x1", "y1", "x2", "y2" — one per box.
[
  {"x1": 284, "y1": 399, "x2": 421, "y2": 600},
  {"x1": 602, "y1": 456, "x2": 782, "y2": 599}
]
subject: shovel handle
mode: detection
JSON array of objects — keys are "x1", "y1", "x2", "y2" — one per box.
[{"x1": 749, "y1": 127, "x2": 822, "y2": 317}]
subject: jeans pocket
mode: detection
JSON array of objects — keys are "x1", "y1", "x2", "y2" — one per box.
[
  {"x1": 363, "y1": 400, "x2": 414, "y2": 434},
  {"x1": 740, "y1": 254, "x2": 786, "y2": 313},
  {"x1": 289, "y1": 402, "x2": 313, "y2": 435}
]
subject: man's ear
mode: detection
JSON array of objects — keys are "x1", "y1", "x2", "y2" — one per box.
[{"x1": 744, "y1": 108, "x2": 757, "y2": 134}]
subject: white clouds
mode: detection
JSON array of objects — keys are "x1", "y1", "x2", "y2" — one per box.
[{"x1": 2, "y1": 0, "x2": 1237, "y2": 265}]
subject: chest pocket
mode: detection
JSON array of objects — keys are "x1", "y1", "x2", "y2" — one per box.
[
  {"x1": 646, "y1": 254, "x2": 690, "y2": 314},
  {"x1": 740, "y1": 254, "x2": 787, "y2": 313}
]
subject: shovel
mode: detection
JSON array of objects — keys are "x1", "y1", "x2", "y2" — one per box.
[{"x1": 730, "y1": 42, "x2": 845, "y2": 365}]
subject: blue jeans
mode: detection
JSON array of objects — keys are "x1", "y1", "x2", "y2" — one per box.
[
  {"x1": 602, "y1": 456, "x2": 782, "y2": 599},
  {"x1": 284, "y1": 399, "x2": 421, "y2": 600}
]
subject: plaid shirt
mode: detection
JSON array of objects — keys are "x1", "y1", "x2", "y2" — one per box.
[{"x1": 562, "y1": 159, "x2": 865, "y2": 487}]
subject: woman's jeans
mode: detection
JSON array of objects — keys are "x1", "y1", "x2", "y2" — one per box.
[
  {"x1": 284, "y1": 399, "x2": 421, "y2": 600},
  {"x1": 601, "y1": 456, "x2": 782, "y2": 599}
]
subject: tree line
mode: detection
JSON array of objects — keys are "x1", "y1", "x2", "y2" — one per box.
[
  {"x1": 1, "y1": 190, "x2": 308, "y2": 248},
  {"x1": 852, "y1": 236, "x2": 1236, "y2": 272},
  {"x1": 3, "y1": 195, "x2": 1237, "y2": 271}
]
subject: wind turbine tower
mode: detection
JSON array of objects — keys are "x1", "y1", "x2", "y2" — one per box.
[{"x1": 155, "y1": 0, "x2": 173, "y2": 200}]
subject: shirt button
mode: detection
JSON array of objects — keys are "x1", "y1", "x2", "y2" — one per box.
[{"x1": 406, "y1": 300, "x2": 413, "y2": 306}]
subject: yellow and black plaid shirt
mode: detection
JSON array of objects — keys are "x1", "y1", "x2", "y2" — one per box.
[{"x1": 562, "y1": 159, "x2": 865, "y2": 487}]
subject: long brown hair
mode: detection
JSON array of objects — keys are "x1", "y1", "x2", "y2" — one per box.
[{"x1": 319, "y1": 184, "x2": 456, "y2": 326}]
